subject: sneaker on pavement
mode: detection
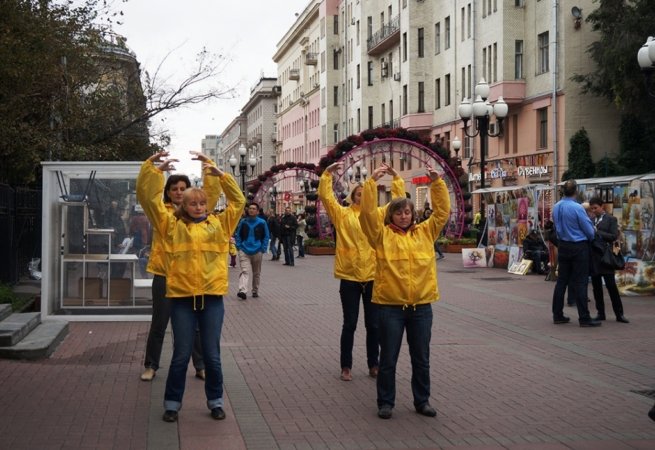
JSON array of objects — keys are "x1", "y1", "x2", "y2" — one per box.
[
  {"x1": 340, "y1": 368, "x2": 352, "y2": 381},
  {"x1": 211, "y1": 407, "x2": 226, "y2": 420},
  {"x1": 377, "y1": 405, "x2": 393, "y2": 419},
  {"x1": 237, "y1": 291, "x2": 246, "y2": 300},
  {"x1": 162, "y1": 410, "x2": 178, "y2": 422},
  {"x1": 252, "y1": 292, "x2": 259, "y2": 298},
  {"x1": 140, "y1": 368, "x2": 156, "y2": 381}
]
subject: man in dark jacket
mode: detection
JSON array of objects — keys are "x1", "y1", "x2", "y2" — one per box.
[
  {"x1": 522, "y1": 230, "x2": 549, "y2": 274},
  {"x1": 280, "y1": 207, "x2": 298, "y2": 266},
  {"x1": 267, "y1": 213, "x2": 281, "y2": 260},
  {"x1": 235, "y1": 202, "x2": 270, "y2": 299}
]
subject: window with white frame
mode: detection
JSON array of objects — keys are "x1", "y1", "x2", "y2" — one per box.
[{"x1": 538, "y1": 32, "x2": 549, "y2": 74}]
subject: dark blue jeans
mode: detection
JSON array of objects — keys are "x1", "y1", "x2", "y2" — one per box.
[
  {"x1": 144, "y1": 275, "x2": 204, "y2": 371},
  {"x1": 339, "y1": 280, "x2": 378, "y2": 369},
  {"x1": 164, "y1": 295, "x2": 224, "y2": 412},
  {"x1": 281, "y1": 234, "x2": 295, "y2": 265},
  {"x1": 269, "y1": 236, "x2": 278, "y2": 259},
  {"x1": 377, "y1": 304, "x2": 433, "y2": 409},
  {"x1": 552, "y1": 241, "x2": 593, "y2": 323},
  {"x1": 296, "y1": 235, "x2": 305, "y2": 257}
]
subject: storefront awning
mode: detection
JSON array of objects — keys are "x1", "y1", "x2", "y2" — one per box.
[
  {"x1": 470, "y1": 184, "x2": 550, "y2": 194},
  {"x1": 557, "y1": 175, "x2": 642, "y2": 186}
]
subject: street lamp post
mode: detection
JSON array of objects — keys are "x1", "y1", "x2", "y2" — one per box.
[
  {"x1": 228, "y1": 143, "x2": 257, "y2": 194},
  {"x1": 637, "y1": 36, "x2": 655, "y2": 97},
  {"x1": 456, "y1": 78, "x2": 508, "y2": 220},
  {"x1": 346, "y1": 161, "x2": 368, "y2": 183}
]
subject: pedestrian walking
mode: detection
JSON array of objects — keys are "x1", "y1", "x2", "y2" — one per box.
[
  {"x1": 137, "y1": 151, "x2": 245, "y2": 423},
  {"x1": 235, "y1": 202, "x2": 270, "y2": 299},
  {"x1": 551, "y1": 180, "x2": 600, "y2": 327},
  {"x1": 318, "y1": 162, "x2": 405, "y2": 382},
  {"x1": 139, "y1": 151, "x2": 221, "y2": 383},
  {"x1": 359, "y1": 164, "x2": 450, "y2": 420},
  {"x1": 588, "y1": 196, "x2": 629, "y2": 323},
  {"x1": 296, "y1": 213, "x2": 307, "y2": 258},
  {"x1": 280, "y1": 207, "x2": 298, "y2": 266},
  {"x1": 267, "y1": 213, "x2": 281, "y2": 261}
]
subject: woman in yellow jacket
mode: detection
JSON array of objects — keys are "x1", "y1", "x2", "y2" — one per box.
[
  {"x1": 137, "y1": 151, "x2": 245, "y2": 423},
  {"x1": 359, "y1": 164, "x2": 450, "y2": 420},
  {"x1": 319, "y1": 162, "x2": 405, "y2": 382},
  {"x1": 140, "y1": 151, "x2": 221, "y2": 383}
]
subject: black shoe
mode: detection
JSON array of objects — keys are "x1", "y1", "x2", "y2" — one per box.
[
  {"x1": 283, "y1": 262, "x2": 290, "y2": 266},
  {"x1": 616, "y1": 315, "x2": 630, "y2": 323},
  {"x1": 416, "y1": 404, "x2": 437, "y2": 417},
  {"x1": 553, "y1": 316, "x2": 570, "y2": 324},
  {"x1": 579, "y1": 319, "x2": 602, "y2": 327},
  {"x1": 252, "y1": 292, "x2": 259, "y2": 298},
  {"x1": 162, "y1": 410, "x2": 178, "y2": 422},
  {"x1": 237, "y1": 292, "x2": 246, "y2": 300},
  {"x1": 211, "y1": 407, "x2": 226, "y2": 420},
  {"x1": 377, "y1": 405, "x2": 393, "y2": 419},
  {"x1": 649, "y1": 403, "x2": 655, "y2": 422},
  {"x1": 594, "y1": 314, "x2": 606, "y2": 321},
  {"x1": 566, "y1": 303, "x2": 575, "y2": 307}
]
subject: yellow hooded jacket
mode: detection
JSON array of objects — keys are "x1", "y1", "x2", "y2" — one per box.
[
  {"x1": 359, "y1": 177, "x2": 450, "y2": 306},
  {"x1": 318, "y1": 171, "x2": 406, "y2": 282},
  {"x1": 136, "y1": 161, "x2": 244, "y2": 299},
  {"x1": 142, "y1": 160, "x2": 222, "y2": 276}
]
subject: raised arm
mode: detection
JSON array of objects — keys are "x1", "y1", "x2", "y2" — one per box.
[
  {"x1": 359, "y1": 177, "x2": 382, "y2": 248},
  {"x1": 205, "y1": 164, "x2": 246, "y2": 237},
  {"x1": 318, "y1": 163, "x2": 346, "y2": 223},
  {"x1": 136, "y1": 152, "x2": 176, "y2": 237},
  {"x1": 425, "y1": 165, "x2": 450, "y2": 241},
  {"x1": 192, "y1": 151, "x2": 222, "y2": 212}
]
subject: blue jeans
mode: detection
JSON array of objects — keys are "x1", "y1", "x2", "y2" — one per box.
[
  {"x1": 164, "y1": 296, "x2": 224, "y2": 412},
  {"x1": 144, "y1": 275, "x2": 204, "y2": 371},
  {"x1": 339, "y1": 280, "x2": 378, "y2": 369},
  {"x1": 296, "y1": 235, "x2": 305, "y2": 257},
  {"x1": 552, "y1": 241, "x2": 593, "y2": 322},
  {"x1": 281, "y1": 234, "x2": 295, "y2": 265},
  {"x1": 269, "y1": 237, "x2": 278, "y2": 259},
  {"x1": 377, "y1": 304, "x2": 433, "y2": 409}
]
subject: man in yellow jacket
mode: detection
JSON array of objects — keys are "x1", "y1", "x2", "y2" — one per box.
[
  {"x1": 137, "y1": 151, "x2": 244, "y2": 423},
  {"x1": 359, "y1": 164, "x2": 450, "y2": 420},
  {"x1": 319, "y1": 162, "x2": 405, "y2": 382}
]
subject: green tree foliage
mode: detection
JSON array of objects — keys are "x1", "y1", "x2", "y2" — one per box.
[
  {"x1": 561, "y1": 128, "x2": 594, "y2": 181},
  {"x1": 571, "y1": 0, "x2": 655, "y2": 175},
  {"x1": 0, "y1": 0, "x2": 236, "y2": 186}
]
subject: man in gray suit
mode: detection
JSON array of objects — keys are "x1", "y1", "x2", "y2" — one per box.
[{"x1": 588, "y1": 197, "x2": 629, "y2": 323}]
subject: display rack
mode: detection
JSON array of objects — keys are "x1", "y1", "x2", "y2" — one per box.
[{"x1": 59, "y1": 201, "x2": 137, "y2": 308}]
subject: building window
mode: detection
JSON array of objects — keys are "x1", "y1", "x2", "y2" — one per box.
[
  {"x1": 418, "y1": 28, "x2": 424, "y2": 58},
  {"x1": 389, "y1": 99, "x2": 393, "y2": 124},
  {"x1": 467, "y1": 64, "x2": 472, "y2": 98},
  {"x1": 367, "y1": 61, "x2": 373, "y2": 86},
  {"x1": 333, "y1": 86, "x2": 339, "y2": 106},
  {"x1": 333, "y1": 50, "x2": 339, "y2": 70},
  {"x1": 402, "y1": 84, "x2": 408, "y2": 115},
  {"x1": 538, "y1": 32, "x2": 549, "y2": 74},
  {"x1": 445, "y1": 17, "x2": 450, "y2": 49},
  {"x1": 493, "y1": 42, "x2": 497, "y2": 82},
  {"x1": 368, "y1": 106, "x2": 374, "y2": 130},
  {"x1": 538, "y1": 108, "x2": 548, "y2": 149},
  {"x1": 402, "y1": 32, "x2": 408, "y2": 61},
  {"x1": 333, "y1": 15, "x2": 339, "y2": 35},
  {"x1": 482, "y1": 47, "x2": 487, "y2": 82},
  {"x1": 357, "y1": 64, "x2": 361, "y2": 88},
  {"x1": 515, "y1": 40, "x2": 523, "y2": 79},
  {"x1": 467, "y1": 4, "x2": 471, "y2": 38},
  {"x1": 381, "y1": 103, "x2": 386, "y2": 124},
  {"x1": 461, "y1": 7, "x2": 465, "y2": 42},
  {"x1": 435, "y1": 22, "x2": 440, "y2": 54},
  {"x1": 418, "y1": 82, "x2": 425, "y2": 113},
  {"x1": 435, "y1": 78, "x2": 441, "y2": 109},
  {"x1": 357, "y1": 108, "x2": 361, "y2": 133},
  {"x1": 367, "y1": 16, "x2": 372, "y2": 39},
  {"x1": 445, "y1": 74, "x2": 451, "y2": 106}
]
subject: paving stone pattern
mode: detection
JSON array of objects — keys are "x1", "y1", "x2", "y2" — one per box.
[{"x1": 1, "y1": 254, "x2": 654, "y2": 449}]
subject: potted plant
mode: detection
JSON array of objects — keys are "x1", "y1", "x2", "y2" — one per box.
[
  {"x1": 304, "y1": 238, "x2": 336, "y2": 255},
  {"x1": 437, "y1": 236, "x2": 477, "y2": 253}
]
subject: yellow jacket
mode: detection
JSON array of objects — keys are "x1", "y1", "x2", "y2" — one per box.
[
  {"x1": 140, "y1": 160, "x2": 222, "y2": 276},
  {"x1": 318, "y1": 171, "x2": 405, "y2": 282},
  {"x1": 359, "y1": 177, "x2": 450, "y2": 306},
  {"x1": 136, "y1": 161, "x2": 244, "y2": 299}
]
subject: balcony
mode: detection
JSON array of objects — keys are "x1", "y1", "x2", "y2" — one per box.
[
  {"x1": 289, "y1": 69, "x2": 300, "y2": 81},
  {"x1": 367, "y1": 15, "x2": 400, "y2": 56},
  {"x1": 305, "y1": 52, "x2": 318, "y2": 65}
]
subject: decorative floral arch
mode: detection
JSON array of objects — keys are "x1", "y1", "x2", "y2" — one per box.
[{"x1": 248, "y1": 127, "x2": 469, "y2": 237}]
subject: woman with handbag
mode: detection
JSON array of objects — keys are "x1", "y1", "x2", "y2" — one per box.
[{"x1": 588, "y1": 197, "x2": 629, "y2": 323}]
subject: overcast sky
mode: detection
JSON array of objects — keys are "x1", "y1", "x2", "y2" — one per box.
[{"x1": 112, "y1": 0, "x2": 310, "y2": 174}]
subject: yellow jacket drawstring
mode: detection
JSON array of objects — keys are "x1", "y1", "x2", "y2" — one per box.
[
  {"x1": 402, "y1": 304, "x2": 417, "y2": 311},
  {"x1": 192, "y1": 294, "x2": 206, "y2": 311}
]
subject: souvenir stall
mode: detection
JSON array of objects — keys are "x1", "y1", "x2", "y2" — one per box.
[
  {"x1": 572, "y1": 174, "x2": 655, "y2": 296},
  {"x1": 470, "y1": 184, "x2": 552, "y2": 270}
]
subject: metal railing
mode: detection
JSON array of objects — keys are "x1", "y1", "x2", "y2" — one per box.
[{"x1": 367, "y1": 15, "x2": 400, "y2": 51}]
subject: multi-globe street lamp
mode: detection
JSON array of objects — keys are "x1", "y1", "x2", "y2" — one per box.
[
  {"x1": 346, "y1": 161, "x2": 368, "y2": 183},
  {"x1": 228, "y1": 143, "x2": 256, "y2": 194},
  {"x1": 637, "y1": 36, "x2": 655, "y2": 97},
  {"x1": 456, "y1": 78, "x2": 508, "y2": 219}
]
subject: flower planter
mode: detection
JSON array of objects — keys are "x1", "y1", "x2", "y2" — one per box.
[
  {"x1": 443, "y1": 244, "x2": 476, "y2": 253},
  {"x1": 306, "y1": 246, "x2": 336, "y2": 255}
]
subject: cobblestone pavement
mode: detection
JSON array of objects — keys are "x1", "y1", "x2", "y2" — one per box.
[{"x1": 1, "y1": 253, "x2": 654, "y2": 449}]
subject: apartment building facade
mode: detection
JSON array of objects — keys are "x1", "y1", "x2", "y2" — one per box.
[{"x1": 241, "y1": 77, "x2": 279, "y2": 177}]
